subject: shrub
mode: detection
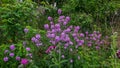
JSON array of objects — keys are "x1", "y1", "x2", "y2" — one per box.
[
  {"x1": 61, "y1": 0, "x2": 119, "y2": 35},
  {"x1": 0, "y1": 0, "x2": 37, "y2": 43}
]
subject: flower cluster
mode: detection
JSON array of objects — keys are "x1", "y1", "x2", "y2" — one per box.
[
  {"x1": 23, "y1": 29, "x2": 32, "y2": 58},
  {"x1": 72, "y1": 30, "x2": 104, "y2": 49},
  {"x1": 43, "y1": 9, "x2": 106, "y2": 63},
  {"x1": 3, "y1": 43, "x2": 30, "y2": 65},
  {"x1": 85, "y1": 31, "x2": 104, "y2": 49},
  {"x1": 31, "y1": 34, "x2": 42, "y2": 47},
  {"x1": 72, "y1": 26, "x2": 85, "y2": 48},
  {"x1": 23, "y1": 44, "x2": 32, "y2": 59},
  {"x1": 3, "y1": 44, "x2": 20, "y2": 62},
  {"x1": 44, "y1": 13, "x2": 72, "y2": 47}
]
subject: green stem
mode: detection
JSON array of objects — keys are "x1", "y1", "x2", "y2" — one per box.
[
  {"x1": 58, "y1": 44, "x2": 61, "y2": 68},
  {"x1": 111, "y1": 33, "x2": 117, "y2": 68}
]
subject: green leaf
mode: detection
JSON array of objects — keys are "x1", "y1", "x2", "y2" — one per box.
[
  {"x1": 49, "y1": 64, "x2": 56, "y2": 68},
  {"x1": 60, "y1": 60, "x2": 68, "y2": 64}
]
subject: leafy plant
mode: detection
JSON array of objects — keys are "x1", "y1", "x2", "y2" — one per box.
[
  {"x1": 62, "y1": 0, "x2": 119, "y2": 34},
  {"x1": 0, "y1": 0, "x2": 37, "y2": 43}
]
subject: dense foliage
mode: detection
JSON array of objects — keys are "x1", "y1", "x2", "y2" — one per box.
[{"x1": 0, "y1": 0, "x2": 120, "y2": 68}]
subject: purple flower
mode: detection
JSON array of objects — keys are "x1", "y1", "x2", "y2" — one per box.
[
  {"x1": 69, "y1": 41, "x2": 73, "y2": 45},
  {"x1": 90, "y1": 37, "x2": 93, "y2": 40},
  {"x1": 70, "y1": 48, "x2": 73, "y2": 51},
  {"x1": 61, "y1": 32, "x2": 65, "y2": 36},
  {"x1": 70, "y1": 59, "x2": 73, "y2": 63},
  {"x1": 44, "y1": 24, "x2": 49, "y2": 30},
  {"x1": 88, "y1": 43, "x2": 92, "y2": 47},
  {"x1": 21, "y1": 58, "x2": 28, "y2": 65},
  {"x1": 9, "y1": 53, "x2": 14, "y2": 57},
  {"x1": 34, "y1": 39, "x2": 39, "y2": 43},
  {"x1": 96, "y1": 46, "x2": 100, "y2": 50},
  {"x1": 75, "y1": 45, "x2": 78, "y2": 49},
  {"x1": 65, "y1": 16, "x2": 70, "y2": 22},
  {"x1": 79, "y1": 33, "x2": 84, "y2": 37},
  {"x1": 64, "y1": 36, "x2": 70, "y2": 42},
  {"x1": 92, "y1": 37, "x2": 96, "y2": 41},
  {"x1": 97, "y1": 34, "x2": 102, "y2": 39},
  {"x1": 51, "y1": 25, "x2": 55, "y2": 29},
  {"x1": 28, "y1": 53, "x2": 32, "y2": 58},
  {"x1": 47, "y1": 33, "x2": 51, "y2": 38},
  {"x1": 58, "y1": 20, "x2": 63, "y2": 23},
  {"x1": 85, "y1": 37, "x2": 89, "y2": 40},
  {"x1": 74, "y1": 26, "x2": 80, "y2": 32},
  {"x1": 64, "y1": 46, "x2": 67, "y2": 49},
  {"x1": 75, "y1": 26, "x2": 80, "y2": 30},
  {"x1": 55, "y1": 24, "x2": 60, "y2": 29},
  {"x1": 4, "y1": 50, "x2": 9, "y2": 54},
  {"x1": 35, "y1": 34, "x2": 41, "y2": 39},
  {"x1": 117, "y1": 50, "x2": 120, "y2": 59},
  {"x1": 3, "y1": 57, "x2": 8, "y2": 62},
  {"x1": 16, "y1": 56, "x2": 20, "y2": 61},
  {"x1": 72, "y1": 33, "x2": 77, "y2": 37},
  {"x1": 78, "y1": 56, "x2": 80, "y2": 60},
  {"x1": 50, "y1": 22, "x2": 54, "y2": 25},
  {"x1": 69, "y1": 26, "x2": 73, "y2": 29},
  {"x1": 65, "y1": 28, "x2": 71, "y2": 33},
  {"x1": 105, "y1": 36, "x2": 109, "y2": 39},
  {"x1": 23, "y1": 41, "x2": 27, "y2": 47},
  {"x1": 48, "y1": 16, "x2": 53, "y2": 21},
  {"x1": 36, "y1": 43, "x2": 42, "y2": 47},
  {"x1": 64, "y1": 43, "x2": 69, "y2": 47},
  {"x1": 63, "y1": 21, "x2": 67, "y2": 25},
  {"x1": 80, "y1": 40, "x2": 84, "y2": 43},
  {"x1": 50, "y1": 40, "x2": 56, "y2": 45},
  {"x1": 31, "y1": 37, "x2": 36, "y2": 42},
  {"x1": 24, "y1": 28, "x2": 29, "y2": 33},
  {"x1": 59, "y1": 16, "x2": 65, "y2": 20},
  {"x1": 26, "y1": 47, "x2": 31, "y2": 51},
  {"x1": 45, "y1": 46, "x2": 56, "y2": 54},
  {"x1": 10, "y1": 44, "x2": 15, "y2": 50},
  {"x1": 58, "y1": 9, "x2": 62, "y2": 15},
  {"x1": 85, "y1": 31, "x2": 89, "y2": 35},
  {"x1": 55, "y1": 36, "x2": 61, "y2": 42},
  {"x1": 51, "y1": 29, "x2": 56, "y2": 33},
  {"x1": 75, "y1": 38, "x2": 79, "y2": 42},
  {"x1": 51, "y1": 33, "x2": 56, "y2": 38},
  {"x1": 78, "y1": 42, "x2": 82, "y2": 46},
  {"x1": 56, "y1": 28, "x2": 61, "y2": 32},
  {"x1": 61, "y1": 55, "x2": 65, "y2": 58},
  {"x1": 100, "y1": 41, "x2": 104, "y2": 44}
]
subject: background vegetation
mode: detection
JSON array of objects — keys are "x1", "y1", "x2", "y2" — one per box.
[{"x1": 0, "y1": 0, "x2": 120, "y2": 68}]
